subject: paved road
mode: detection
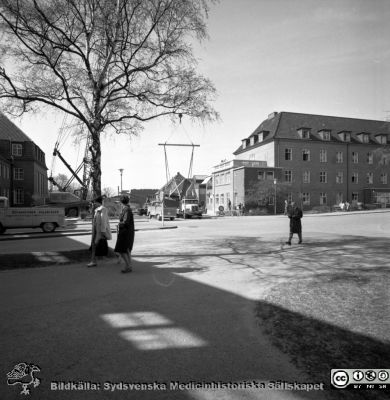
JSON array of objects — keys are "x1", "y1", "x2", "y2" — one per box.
[{"x1": 1, "y1": 211, "x2": 389, "y2": 399}]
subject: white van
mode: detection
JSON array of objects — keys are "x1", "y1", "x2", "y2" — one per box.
[{"x1": 0, "y1": 197, "x2": 65, "y2": 234}]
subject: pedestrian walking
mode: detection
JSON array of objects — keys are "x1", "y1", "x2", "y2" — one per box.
[
  {"x1": 87, "y1": 195, "x2": 112, "y2": 267},
  {"x1": 285, "y1": 202, "x2": 303, "y2": 245},
  {"x1": 284, "y1": 200, "x2": 288, "y2": 215},
  {"x1": 114, "y1": 195, "x2": 135, "y2": 273}
]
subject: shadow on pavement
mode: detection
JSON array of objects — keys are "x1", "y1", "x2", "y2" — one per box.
[
  {"x1": 2, "y1": 258, "x2": 327, "y2": 400},
  {"x1": 1, "y1": 234, "x2": 389, "y2": 399}
]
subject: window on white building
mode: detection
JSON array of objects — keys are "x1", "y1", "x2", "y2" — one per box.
[
  {"x1": 336, "y1": 193, "x2": 343, "y2": 203},
  {"x1": 336, "y1": 151, "x2": 343, "y2": 163},
  {"x1": 320, "y1": 193, "x2": 327, "y2": 205},
  {"x1": 320, "y1": 149, "x2": 327, "y2": 163},
  {"x1": 352, "y1": 152, "x2": 359, "y2": 163},
  {"x1": 302, "y1": 149, "x2": 310, "y2": 161},
  {"x1": 303, "y1": 171, "x2": 310, "y2": 184},
  {"x1": 336, "y1": 172, "x2": 343, "y2": 184},
  {"x1": 366, "y1": 172, "x2": 373, "y2": 184},
  {"x1": 367, "y1": 152, "x2": 373, "y2": 164},
  {"x1": 352, "y1": 172, "x2": 358, "y2": 184},
  {"x1": 302, "y1": 193, "x2": 310, "y2": 205},
  {"x1": 284, "y1": 170, "x2": 292, "y2": 182},
  {"x1": 376, "y1": 135, "x2": 387, "y2": 145},
  {"x1": 285, "y1": 148, "x2": 292, "y2": 161},
  {"x1": 319, "y1": 130, "x2": 331, "y2": 141},
  {"x1": 297, "y1": 128, "x2": 311, "y2": 139},
  {"x1": 320, "y1": 172, "x2": 327, "y2": 183}
]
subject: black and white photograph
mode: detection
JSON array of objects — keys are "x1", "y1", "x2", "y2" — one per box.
[{"x1": 0, "y1": 0, "x2": 389, "y2": 399}]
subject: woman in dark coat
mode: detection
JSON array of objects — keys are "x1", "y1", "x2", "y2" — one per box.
[
  {"x1": 114, "y1": 195, "x2": 135, "y2": 273},
  {"x1": 285, "y1": 202, "x2": 303, "y2": 245}
]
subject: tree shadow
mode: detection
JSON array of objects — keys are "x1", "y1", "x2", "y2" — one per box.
[{"x1": 1, "y1": 234, "x2": 389, "y2": 399}]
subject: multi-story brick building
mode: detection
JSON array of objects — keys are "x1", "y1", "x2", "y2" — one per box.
[
  {"x1": 0, "y1": 112, "x2": 48, "y2": 206},
  {"x1": 211, "y1": 111, "x2": 390, "y2": 214}
]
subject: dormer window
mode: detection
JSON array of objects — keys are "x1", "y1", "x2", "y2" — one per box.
[
  {"x1": 242, "y1": 139, "x2": 249, "y2": 149},
  {"x1": 357, "y1": 133, "x2": 370, "y2": 143},
  {"x1": 319, "y1": 130, "x2": 331, "y2": 141},
  {"x1": 297, "y1": 128, "x2": 311, "y2": 139},
  {"x1": 250, "y1": 136, "x2": 255, "y2": 146},
  {"x1": 338, "y1": 131, "x2": 351, "y2": 142},
  {"x1": 376, "y1": 134, "x2": 387, "y2": 145},
  {"x1": 12, "y1": 143, "x2": 23, "y2": 156}
]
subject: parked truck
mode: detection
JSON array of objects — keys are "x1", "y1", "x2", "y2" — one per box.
[
  {"x1": 147, "y1": 199, "x2": 177, "y2": 221},
  {"x1": 177, "y1": 198, "x2": 203, "y2": 219},
  {"x1": 0, "y1": 196, "x2": 65, "y2": 234}
]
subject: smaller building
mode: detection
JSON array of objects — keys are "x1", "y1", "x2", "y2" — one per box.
[{"x1": 209, "y1": 159, "x2": 282, "y2": 215}]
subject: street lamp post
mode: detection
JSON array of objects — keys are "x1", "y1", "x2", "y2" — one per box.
[
  {"x1": 273, "y1": 178, "x2": 277, "y2": 215},
  {"x1": 119, "y1": 169, "x2": 124, "y2": 194}
]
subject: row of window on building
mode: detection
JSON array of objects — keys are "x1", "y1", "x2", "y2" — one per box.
[
  {"x1": 285, "y1": 148, "x2": 388, "y2": 164},
  {"x1": 211, "y1": 191, "x2": 364, "y2": 208},
  {"x1": 9, "y1": 143, "x2": 45, "y2": 162},
  {"x1": 275, "y1": 171, "x2": 388, "y2": 185},
  {"x1": 297, "y1": 128, "x2": 387, "y2": 144}
]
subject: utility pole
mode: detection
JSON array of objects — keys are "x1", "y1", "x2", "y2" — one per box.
[{"x1": 119, "y1": 169, "x2": 124, "y2": 194}]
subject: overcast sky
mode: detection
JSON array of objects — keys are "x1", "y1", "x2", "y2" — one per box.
[{"x1": 14, "y1": 0, "x2": 390, "y2": 192}]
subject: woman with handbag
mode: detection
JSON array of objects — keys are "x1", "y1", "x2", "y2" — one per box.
[
  {"x1": 114, "y1": 195, "x2": 134, "y2": 273},
  {"x1": 87, "y1": 195, "x2": 112, "y2": 267}
]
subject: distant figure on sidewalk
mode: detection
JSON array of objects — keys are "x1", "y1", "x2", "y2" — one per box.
[
  {"x1": 345, "y1": 201, "x2": 350, "y2": 211},
  {"x1": 284, "y1": 200, "x2": 289, "y2": 215},
  {"x1": 285, "y1": 202, "x2": 303, "y2": 245},
  {"x1": 339, "y1": 201, "x2": 345, "y2": 211},
  {"x1": 87, "y1": 195, "x2": 112, "y2": 267},
  {"x1": 238, "y1": 202, "x2": 243, "y2": 216},
  {"x1": 114, "y1": 195, "x2": 135, "y2": 273}
]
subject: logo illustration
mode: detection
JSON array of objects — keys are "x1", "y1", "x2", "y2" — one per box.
[
  {"x1": 353, "y1": 370, "x2": 364, "y2": 381},
  {"x1": 6, "y1": 363, "x2": 41, "y2": 395},
  {"x1": 331, "y1": 370, "x2": 349, "y2": 388},
  {"x1": 378, "y1": 370, "x2": 389, "y2": 382},
  {"x1": 365, "y1": 370, "x2": 376, "y2": 381}
]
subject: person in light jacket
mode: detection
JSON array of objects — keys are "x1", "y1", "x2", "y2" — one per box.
[{"x1": 87, "y1": 195, "x2": 112, "y2": 267}]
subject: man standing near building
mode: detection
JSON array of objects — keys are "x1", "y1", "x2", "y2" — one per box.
[{"x1": 285, "y1": 202, "x2": 303, "y2": 245}]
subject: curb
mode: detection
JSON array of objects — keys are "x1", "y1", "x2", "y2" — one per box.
[{"x1": 0, "y1": 225, "x2": 178, "y2": 242}]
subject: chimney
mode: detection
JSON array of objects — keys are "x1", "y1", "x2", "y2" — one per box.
[{"x1": 267, "y1": 111, "x2": 278, "y2": 120}]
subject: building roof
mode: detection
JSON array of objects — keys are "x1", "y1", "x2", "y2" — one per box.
[
  {"x1": 233, "y1": 111, "x2": 390, "y2": 155},
  {"x1": 0, "y1": 112, "x2": 33, "y2": 142}
]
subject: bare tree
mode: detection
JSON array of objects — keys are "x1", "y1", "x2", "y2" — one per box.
[
  {"x1": 51, "y1": 173, "x2": 78, "y2": 192},
  {"x1": 0, "y1": 0, "x2": 218, "y2": 196},
  {"x1": 102, "y1": 186, "x2": 115, "y2": 198}
]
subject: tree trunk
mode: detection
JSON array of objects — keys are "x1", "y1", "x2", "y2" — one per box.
[{"x1": 89, "y1": 126, "x2": 102, "y2": 197}]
